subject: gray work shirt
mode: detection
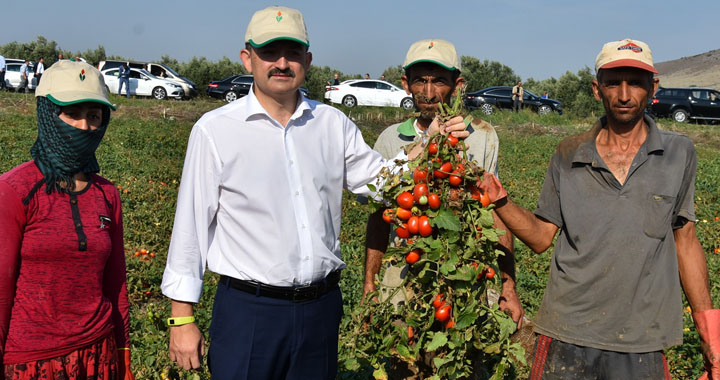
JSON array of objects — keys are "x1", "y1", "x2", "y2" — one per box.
[{"x1": 533, "y1": 115, "x2": 696, "y2": 353}]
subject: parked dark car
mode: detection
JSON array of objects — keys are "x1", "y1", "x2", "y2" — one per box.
[
  {"x1": 464, "y1": 86, "x2": 563, "y2": 115},
  {"x1": 207, "y1": 74, "x2": 310, "y2": 102},
  {"x1": 650, "y1": 87, "x2": 720, "y2": 123}
]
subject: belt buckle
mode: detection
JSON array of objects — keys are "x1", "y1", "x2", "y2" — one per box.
[{"x1": 292, "y1": 285, "x2": 318, "y2": 302}]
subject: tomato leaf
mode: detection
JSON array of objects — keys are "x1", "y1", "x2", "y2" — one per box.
[
  {"x1": 479, "y1": 209, "x2": 494, "y2": 227},
  {"x1": 433, "y1": 356, "x2": 448, "y2": 370},
  {"x1": 426, "y1": 332, "x2": 448, "y2": 352},
  {"x1": 372, "y1": 367, "x2": 388, "y2": 380},
  {"x1": 367, "y1": 183, "x2": 377, "y2": 192},
  {"x1": 433, "y1": 209, "x2": 462, "y2": 231}
]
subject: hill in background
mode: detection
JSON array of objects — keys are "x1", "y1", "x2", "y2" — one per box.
[{"x1": 655, "y1": 48, "x2": 720, "y2": 89}]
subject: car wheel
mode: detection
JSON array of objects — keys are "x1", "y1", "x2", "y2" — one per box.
[
  {"x1": 479, "y1": 103, "x2": 494, "y2": 115},
  {"x1": 401, "y1": 97, "x2": 414, "y2": 110},
  {"x1": 672, "y1": 109, "x2": 688, "y2": 123},
  {"x1": 538, "y1": 105, "x2": 552, "y2": 115},
  {"x1": 224, "y1": 91, "x2": 239, "y2": 103},
  {"x1": 153, "y1": 87, "x2": 167, "y2": 100},
  {"x1": 342, "y1": 95, "x2": 357, "y2": 107}
]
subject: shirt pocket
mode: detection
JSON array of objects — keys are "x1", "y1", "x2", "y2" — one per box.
[{"x1": 643, "y1": 193, "x2": 676, "y2": 239}]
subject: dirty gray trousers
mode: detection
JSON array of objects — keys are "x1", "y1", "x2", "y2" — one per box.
[{"x1": 530, "y1": 335, "x2": 671, "y2": 380}]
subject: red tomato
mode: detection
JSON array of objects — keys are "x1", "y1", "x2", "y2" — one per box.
[
  {"x1": 427, "y1": 193, "x2": 441, "y2": 210},
  {"x1": 428, "y1": 143, "x2": 439, "y2": 155},
  {"x1": 382, "y1": 209, "x2": 395, "y2": 224},
  {"x1": 432, "y1": 293, "x2": 445, "y2": 309},
  {"x1": 468, "y1": 184, "x2": 482, "y2": 200},
  {"x1": 396, "y1": 207, "x2": 412, "y2": 220},
  {"x1": 444, "y1": 319, "x2": 455, "y2": 329},
  {"x1": 480, "y1": 192, "x2": 491, "y2": 207},
  {"x1": 418, "y1": 216, "x2": 432, "y2": 237},
  {"x1": 408, "y1": 326, "x2": 414, "y2": 340},
  {"x1": 446, "y1": 134, "x2": 459, "y2": 147},
  {"x1": 407, "y1": 216, "x2": 420, "y2": 235},
  {"x1": 405, "y1": 248, "x2": 423, "y2": 264},
  {"x1": 434, "y1": 162, "x2": 452, "y2": 179},
  {"x1": 449, "y1": 173, "x2": 462, "y2": 187},
  {"x1": 413, "y1": 168, "x2": 428, "y2": 184},
  {"x1": 455, "y1": 163, "x2": 466, "y2": 175},
  {"x1": 485, "y1": 267, "x2": 496, "y2": 279},
  {"x1": 413, "y1": 183, "x2": 429, "y2": 202},
  {"x1": 397, "y1": 192, "x2": 414, "y2": 209},
  {"x1": 435, "y1": 304, "x2": 451, "y2": 322},
  {"x1": 396, "y1": 225, "x2": 410, "y2": 239}
]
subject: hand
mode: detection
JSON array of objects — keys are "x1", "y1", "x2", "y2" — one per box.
[
  {"x1": 169, "y1": 323, "x2": 205, "y2": 370},
  {"x1": 476, "y1": 172, "x2": 508, "y2": 204},
  {"x1": 427, "y1": 115, "x2": 469, "y2": 139},
  {"x1": 693, "y1": 309, "x2": 720, "y2": 380},
  {"x1": 117, "y1": 349, "x2": 135, "y2": 380},
  {"x1": 499, "y1": 282, "x2": 525, "y2": 330}
]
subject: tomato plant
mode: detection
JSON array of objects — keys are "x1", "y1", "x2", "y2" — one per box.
[{"x1": 346, "y1": 89, "x2": 523, "y2": 380}]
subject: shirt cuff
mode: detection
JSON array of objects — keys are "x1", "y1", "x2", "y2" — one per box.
[{"x1": 161, "y1": 266, "x2": 204, "y2": 303}]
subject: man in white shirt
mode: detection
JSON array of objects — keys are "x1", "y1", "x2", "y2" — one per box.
[
  {"x1": 0, "y1": 54, "x2": 6, "y2": 91},
  {"x1": 161, "y1": 6, "x2": 468, "y2": 379},
  {"x1": 18, "y1": 60, "x2": 30, "y2": 93},
  {"x1": 34, "y1": 58, "x2": 45, "y2": 84}
]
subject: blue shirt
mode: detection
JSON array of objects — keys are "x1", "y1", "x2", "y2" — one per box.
[{"x1": 119, "y1": 66, "x2": 130, "y2": 79}]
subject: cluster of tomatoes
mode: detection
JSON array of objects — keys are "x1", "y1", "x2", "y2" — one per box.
[
  {"x1": 133, "y1": 248, "x2": 156, "y2": 261},
  {"x1": 432, "y1": 293, "x2": 455, "y2": 329}
]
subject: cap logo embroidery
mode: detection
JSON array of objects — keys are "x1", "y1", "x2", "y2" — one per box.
[
  {"x1": 276, "y1": 11, "x2": 282, "y2": 22},
  {"x1": 618, "y1": 43, "x2": 642, "y2": 53},
  {"x1": 428, "y1": 41, "x2": 434, "y2": 49},
  {"x1": 79, "y1": 69, "x2": 86, "y2": 81}
]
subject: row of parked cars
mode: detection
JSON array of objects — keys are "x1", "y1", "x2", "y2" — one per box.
[{"x1": 2, "y1": 58, "x2": 198, "y2": 100}]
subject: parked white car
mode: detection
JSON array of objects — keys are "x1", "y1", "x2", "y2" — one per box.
[
  {"x1": 98, "y1": 60, "x2": 198, "y2": 98},
  {"x1": 324, "y1": 79, "x2": 414, "y2": 109},
  {"x1": 3, "y1": 61, "x2": 37, "y2": 91},
  {"x1": 101, "y1": 68, "x2": 184, "y2": 100}
]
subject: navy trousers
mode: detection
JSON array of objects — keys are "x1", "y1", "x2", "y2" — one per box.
[{"x1": 208, "y1": 281, "x2": 343, "y2": 380}]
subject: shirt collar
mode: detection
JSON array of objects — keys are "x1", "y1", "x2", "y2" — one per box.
[
  {"x1": 241, "y1": 84, "x2": 312, "y2": 125},
  {"x1": 572, "y1": 114, "x2": 664, "y2": 164}
]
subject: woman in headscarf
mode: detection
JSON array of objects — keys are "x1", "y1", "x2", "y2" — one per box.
[{"x1": 0, "y1": 60, "x2": 134, "y2": 380}]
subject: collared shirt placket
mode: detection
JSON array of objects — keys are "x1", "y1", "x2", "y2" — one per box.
[{"x1": 282, "y1": 117, "x2": 315, "y2": 286}]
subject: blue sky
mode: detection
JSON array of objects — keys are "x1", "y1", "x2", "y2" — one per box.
[{"x1": 3, "y1": 0, "x2": 718, "y2": 80}]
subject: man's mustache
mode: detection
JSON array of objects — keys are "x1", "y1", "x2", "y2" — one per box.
[{"x1": 268, "y1": 68, "x2": 296, "y2": 78}]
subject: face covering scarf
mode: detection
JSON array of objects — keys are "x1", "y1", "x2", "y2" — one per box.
[{"x1": 30, "y1": 96, "x2": 110, "y2": 193}]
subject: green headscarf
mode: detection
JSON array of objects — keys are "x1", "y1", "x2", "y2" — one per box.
[{"x1": 30, "y1": 96, "x2": 110, "y2": 193}]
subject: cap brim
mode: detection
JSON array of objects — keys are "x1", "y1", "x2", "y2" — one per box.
[
  {"x1": 248, "y1": 37, "x2": 309, "y2": 48},
  {"x1": 47, "y1": 93, "x2": 117, "y2": 111},
  {"x1": 600, "y1": 59, "x2": 658, "y2": 74},
  {"x1": 403, "y1": 59, "x2": 458, "y2": 72}
]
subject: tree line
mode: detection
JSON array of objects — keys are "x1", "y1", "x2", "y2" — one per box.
[{"x1": 1, "y1": 36, "x2": 602, "y2": 116}]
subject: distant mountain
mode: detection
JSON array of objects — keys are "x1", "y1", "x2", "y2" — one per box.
[{"x1": 655, "y1": 49, "x2": 720, "y2": 90}]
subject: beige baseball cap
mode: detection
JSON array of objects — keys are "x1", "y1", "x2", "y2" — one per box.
[
  {"x1": 403, "y1": 39, "x2": 460, "y2": 72},
  {"x1": 595, "y1": 38, "x2": 657, "y2": 74},
  {"x1": 245, "y1": 6, "x2": 309, "y2": 48},
  {"x1": 35, "y1": 60, "x2": 116, "y2": 110}
]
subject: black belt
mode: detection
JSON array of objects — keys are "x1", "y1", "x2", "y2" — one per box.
[{"x1": 219, "y1": 271, "x2": 341, "y2": 303}]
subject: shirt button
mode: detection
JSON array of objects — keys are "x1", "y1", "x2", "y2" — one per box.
[
  {"x1": 71, "y1": 199, "x2": 77, "y2": 204},
  {"x1": 305, "y1": 256, "x2": 310, "y2": 261},
  {"x1": 302, "y1": 224, "x2": 306, "y2": 229},
  {"x1": 295, "y1": 191, "x2": 300, "y2": 196},
  {"x1": 80, "y1": 241, "x2": 86, "y2": 247},
  {"x1": 76, "y1": 222, "x2": 82, "y2": 227},
  {"x1": 289, "y1": 160, "x2": 294, "y2": 165}
]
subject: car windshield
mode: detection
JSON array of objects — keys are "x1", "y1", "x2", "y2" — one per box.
[
  {"x1": 163, "y1": 65, "x2": 181, "y2": 76},
  {"x1": 138, "y1": 69, "x2": 158, "y2": 79}
]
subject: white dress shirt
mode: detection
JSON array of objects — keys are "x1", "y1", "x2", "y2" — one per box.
[{"x1": 161, "y1": 88, "x2": 405, "y2": 302}]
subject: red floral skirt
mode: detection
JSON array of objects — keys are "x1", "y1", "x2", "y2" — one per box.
[{"x1": 4, "y1": 334, "x2": 119, "y2": 380}]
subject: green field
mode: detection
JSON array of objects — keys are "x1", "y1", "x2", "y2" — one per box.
[{"x1": 1, "y1": 92, "x2": 719, "y2": 379}]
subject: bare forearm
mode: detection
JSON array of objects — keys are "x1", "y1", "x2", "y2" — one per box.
[
  {"x1": 675, "y1": 223, "x2": 713, "y2": 312},
  {"x1": 364, "y1": 209, "x2": 391, "y2": 294},
  {"x1": 171, "y1": 300, "x2": 195, "y2": 317},
  {"x1": 494, "y1": 198, "x2": 557, "y2": 253}
]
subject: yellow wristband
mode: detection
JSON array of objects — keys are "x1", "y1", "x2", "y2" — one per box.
[
  {"x1": 167, "y1": 316, "x2": 195, "y2": 326},
  {"x1": 117, "y1": 347, "x2": 130, "y2": 351}
]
